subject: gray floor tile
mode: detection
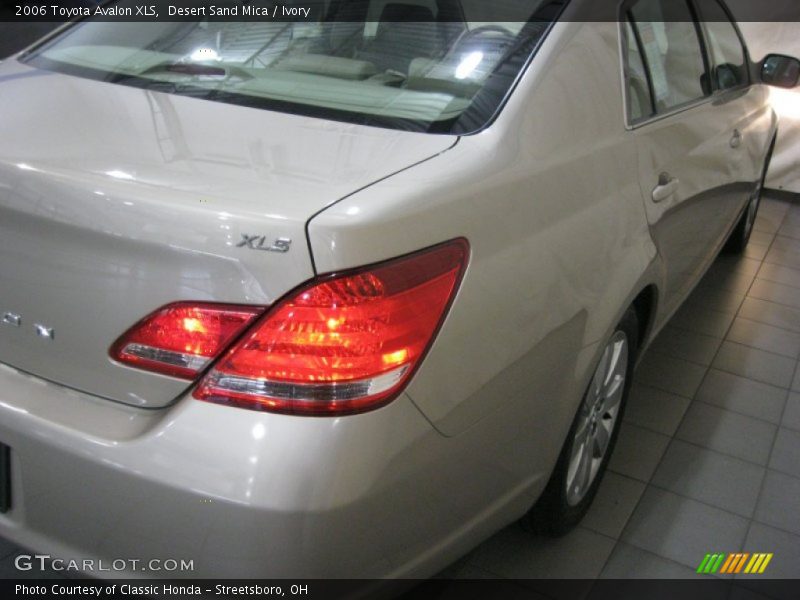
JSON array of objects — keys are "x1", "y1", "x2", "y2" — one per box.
[
  {"x1": 648, "y1": 326, "x2": 723, "y2": 366},
  {"x1": 756, "y1": 262, "x2": 800, "y2": 289},
  {"x1": 749, "y1": 278, "x2": 800, "y2": 311},
  {"x1": 600, "y1": 542, "x2": 699, "y2": 578},
  {"x1": 773, "y1": 235, "x2": 800, "y2": 248},
  {"x1": 676, "y1": 402, "x2": 777, "y2": 465},
  {"x1": 754, "y1": 223, "x2": 780, "y2": 236},
  {"x1": 651, "y1": 440, "x2": 764, "y2": 518},
  {"x1": 621, "y1": 487, "x2": 749, "y2": 570},
  {"x1": 695, "y1": 369, "x2": 787, "y2": 424},
  {"x1": 779, "y1": 222, "x2": 800, "y2": 241},
  {"x1": 608, "y1": 423, "x2": 671, "y2": 482},
  {"x1": 670, "y1": 305, "x2": 737, "y2": 338},
  {"x1": 582, "y1": 472, "x2": 646, "y2": 539},
  {"x1": 783, "y1": 392, "x2": 800, "y2": 432},
  {"x1": 768, "y1": 428, "x2": 800, "y2": 480},
  {"x1": 726, "y1": 317, "x2": 800, "y2": 359},
  {"x1": 712, "y1": 342, "x2": 795, "y2": 388},
  {"x1": 754, "y1": 470, "x2": 800, "y2": 535},
  {"x1": 762, "y1": 199, "x2": 791, "y2": 211},
  {"x1": 765, "y1": 247, "x2": 800, "y2": 269},
  {"x1": 624, "y1": 384, "x2": 691, "y2": 436},
  {"x1": 634, "y1": 352, "x2": 708, "y2": 398},
  {"x1": 741, "y1": 522, "x2": 800, "y2": 579},
  {"x1": 469, "y1": 525, "x2": 614, "y2": 580},
  {"x1": 773, "y1": 234, "x2": 800, "y2": 247},
  {"x1": 754, "y1": 213, "x2": 782, "y2": 235},
  {"x1": 744, "y1": 243, "x2": 770, "y2": 262},
  {"x1": 749, "y1": 231, "x2": 776, "y2": 247},
  {"x1": 793, "y1": 366, "x2": 800, "y2": 392},
  {"x1": 712, "y1": 255, "x2": 762, "y2": 276},
  {"x1": 701, "y1": 269, "x2": 758, "y2": 295},
  {"x1": 685, "y1": 286, "x2": 746, "y2": 315},
  {"x1": 738, "y1": 298, "x2": 800, "y2": 334}
]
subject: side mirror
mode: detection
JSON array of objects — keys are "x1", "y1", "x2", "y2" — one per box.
[{"x1": 761, "y1": 54, "x2": 800, "y2": 88}]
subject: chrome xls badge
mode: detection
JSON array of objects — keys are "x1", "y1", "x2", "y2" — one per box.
[{"x1": 237, "y1": 235, "x2": 292, "y2": 253}]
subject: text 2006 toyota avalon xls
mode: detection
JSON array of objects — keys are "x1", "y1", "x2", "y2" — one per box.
[{"x1": 0, "y1": 0, "x2": 798, "y2": 579}]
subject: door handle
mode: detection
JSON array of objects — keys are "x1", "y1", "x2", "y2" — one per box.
[
  {"x1": 652, "y1": 172, "x2": 679, "y2": 203},
  {"x1": 730, "y1": 129, "x2": 743, "y2": 149}
]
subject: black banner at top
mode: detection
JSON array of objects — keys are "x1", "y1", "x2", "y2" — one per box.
[{"x1": 0, "y1": 0, "x2": 799, "y2": 22}]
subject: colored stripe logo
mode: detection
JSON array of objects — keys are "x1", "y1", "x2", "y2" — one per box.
[{"x1": 697, "y1": 553, "x2": 773, "y2": 574}]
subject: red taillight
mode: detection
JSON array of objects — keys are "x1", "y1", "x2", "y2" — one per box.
[
  {"x1": 110, "y1": 303, "x2": 264, "y2": 379},
  {"x1": 193, "y1": 239, "x2": 469, "y2": 415}
]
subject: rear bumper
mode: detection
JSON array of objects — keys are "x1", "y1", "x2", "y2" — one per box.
[{"x1": 0, "y1": 362, "x2": 542, "y2": 579}]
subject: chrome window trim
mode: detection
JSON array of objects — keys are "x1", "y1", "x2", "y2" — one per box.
[{"x1": 617, "y1": 0, "x2": 751, "y2": 132}]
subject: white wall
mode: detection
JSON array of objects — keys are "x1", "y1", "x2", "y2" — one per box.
[{"x1": 736, "y1": 22, "x2": 800, "y2": 193}]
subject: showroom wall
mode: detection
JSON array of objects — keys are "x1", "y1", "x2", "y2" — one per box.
[{"x1": 734, "y1": 19, "x2": 800, "y2": 193}]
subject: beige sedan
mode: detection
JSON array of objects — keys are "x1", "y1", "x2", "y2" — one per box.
[{"x1": 0, "y1": 0, "x2": 798, "y2": 579}]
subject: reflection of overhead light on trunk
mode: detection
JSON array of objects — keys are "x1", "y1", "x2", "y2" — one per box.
[
  {"x1": 191, "y1": 48, "x2": 220, "y2": 62},
  {"x1": 770, "y1": 87, "x2": 800, "y2": 120},
  {"x1": 455, "y1": 52, "x2": 484, "y2": 80},
  {"x1": 106, "y1": 170, "x2": 134, "y2": 181}
]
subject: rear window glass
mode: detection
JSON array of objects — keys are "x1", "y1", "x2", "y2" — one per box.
[{"x1": 22, "y1": 0, "x2": 563, "y2": 134}]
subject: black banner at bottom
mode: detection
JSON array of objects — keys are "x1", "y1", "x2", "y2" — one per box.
[{"x1": 5, "y1": 579, "x2": 800, "y2": 600}]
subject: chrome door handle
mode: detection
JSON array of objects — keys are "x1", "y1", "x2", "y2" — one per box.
[
  {"x1": 652, "y1": 172, "x2": 679, "y2": 203},
  {"x1": 730, "y1": 129, "x2": 743, "y2": 149}
]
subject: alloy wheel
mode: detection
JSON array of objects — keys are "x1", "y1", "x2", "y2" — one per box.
[{"x1": 565, "y1": 331, "x2": 629, "y2": 506}]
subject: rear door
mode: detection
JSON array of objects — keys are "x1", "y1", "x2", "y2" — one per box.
[
  {"x1": 622, "y1": 0, "x2": 764, "y2": 316},
  {"x1": 694, "y1": 0, "x2": 771, "y2": 214}
]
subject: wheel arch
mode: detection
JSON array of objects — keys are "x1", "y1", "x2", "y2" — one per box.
[{"x1": 631, "y1": 283, "x2": 659, "y2": 352}]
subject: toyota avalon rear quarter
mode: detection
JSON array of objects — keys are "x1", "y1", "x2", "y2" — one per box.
[{"x1": 0, "y1": 0, "x2": 785, "y2": 579}]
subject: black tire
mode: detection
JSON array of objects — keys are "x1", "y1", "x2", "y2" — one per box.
[
  {"x1": 724, "y1": 135, "x2": 776, "y2": 254},
  {"x1": 522, "y1": 307, "x2": 639, "y2": 537}
]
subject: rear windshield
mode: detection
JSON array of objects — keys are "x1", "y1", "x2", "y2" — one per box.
[{"x1": 22, "y1": 0, "x2": 562, "y2": 134}]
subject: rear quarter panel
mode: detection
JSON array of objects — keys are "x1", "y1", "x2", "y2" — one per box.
[{"x1": 308, "y1": 21, "x2": 657, "y2": 459}]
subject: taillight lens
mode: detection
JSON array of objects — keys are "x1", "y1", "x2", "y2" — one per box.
[
  {"x1": 110, "y1": 303, "x2": 264, "y2": 379},
  {"x1": 194, "y1": 239, "x2": 469, "y2": 415}
]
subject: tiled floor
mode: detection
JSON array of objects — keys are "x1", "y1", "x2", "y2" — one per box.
[
  {"x1": 437, "y1": 192, "x2": 800, "y2": 581},
  {"x1": 1, "y1": 195, "x2": 799, "y2": 584}
]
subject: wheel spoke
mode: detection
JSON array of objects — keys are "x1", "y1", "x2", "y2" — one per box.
[
  {"x1": 573, "y1": 414, "x2": 591, "y2": 447},
  {"x1": 602, "y1": 341, "x2": 623, "y2": 388},
  {"x1": 567, "y1": 439, "x2": 583, "y2": 493},
  {"x1": 572, "y1": 441, "x2": 592, "y2": 498},
  {"x1": 567, "y1": 417, "x2": 591, "y2": 490},
  {"x1": 594, "y1": 420, "x2": 611, "y2": 457},
  {"x1": 602, "y1": 340, "x2": 627, "y2": 412},
  {"x1": 602, "y1": 375, "x2": 625, "y2": 417},
  {"x1": 593, "y1": 347, "x2": 610, "y2": 397}
]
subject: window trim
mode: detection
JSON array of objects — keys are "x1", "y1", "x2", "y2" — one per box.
[
  {"x1": 618, "y1": 0, "x2": 750, "y2": 130},
  {"x1": 694, "y1": 0, "x2": 752, "y2": 94},
  {"x1": 625, "y1": 11, "x2": 657, "y2": 119}
]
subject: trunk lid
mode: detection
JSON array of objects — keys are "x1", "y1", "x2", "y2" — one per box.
[{"x1": 0, "y1": 61, "x2": 456, "y2": 408}]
